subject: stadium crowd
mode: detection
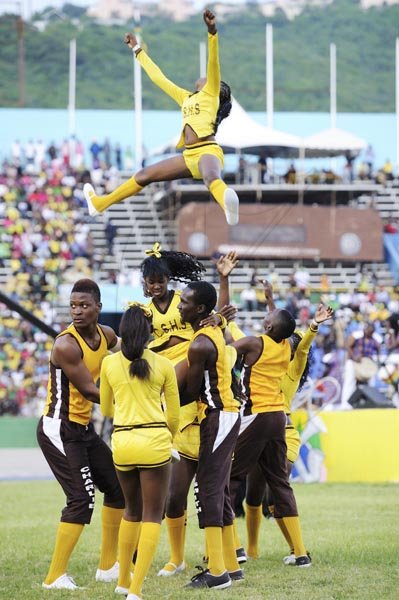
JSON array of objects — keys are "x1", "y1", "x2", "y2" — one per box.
[{"x1": 1, "y1": 151, "x2": 399, "y2": 417}]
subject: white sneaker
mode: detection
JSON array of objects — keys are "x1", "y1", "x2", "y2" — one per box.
[
  {"x1": 126, "y1": 594, "x2": 141, "y2": 600},
  {"x1": 283, "y1": 553, "x2": 296, "y2": 566},
  {"x1": 42, "y1": 573, "x2": 81, "y2": 589},
  {"x1": 224, "y1": 188, "x2": 239, "y2": 226},
  {"x1": 157, "y1": 561, "x2": 185, "y2": 577},
  {"x1": 83, "y1": 183, "x2": 100, "y2": 217},
  {"x1": 96, "y1": 561, "x2": 119, "y2": 582},
  {"x1": 115, "y1": 585, "x2": 129, "y2": 594}
]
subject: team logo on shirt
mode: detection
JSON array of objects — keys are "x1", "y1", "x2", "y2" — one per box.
[{"x1": 183, "y1": 103, "x2": 200, "y2": 118}]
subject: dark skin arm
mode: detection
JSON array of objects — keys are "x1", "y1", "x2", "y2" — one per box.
[
  {"x1": 101, "y1": 324, "x2": 120, "y2": 352},
  {"x1": 179, "y1": 335, "x2": 216, "y2": 406},
  {"x1": 231, "y1": 335, "x2": 263, "y2": 367},
  {"x1": 51, "y1": 335, "x2": 100, "y2": 404},
  {"x1": 216, "y1": 251, "x2": 239, "y2": 309}
]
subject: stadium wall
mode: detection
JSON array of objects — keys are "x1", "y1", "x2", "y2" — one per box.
[
  {"x1": 292, "y1": 409, "x2": 399, "y2": 483},
  {"x1": 0, "y1": 411, "x2": 398, "y2": 482}
]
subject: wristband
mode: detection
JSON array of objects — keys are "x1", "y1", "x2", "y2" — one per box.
[
  {"x1": 310, "y1": 319, "x2": 319, "y2": 331},
  {"x1": 215, "y1": 313, "x2": 228, "y2": 330},
  {"x1": 132, "y1": 44, "x2": 141, "y2": 53}
]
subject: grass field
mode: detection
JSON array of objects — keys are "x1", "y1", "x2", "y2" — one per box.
[{"x1": 0, "y1": 481, "x2": 398, "y2": 600}]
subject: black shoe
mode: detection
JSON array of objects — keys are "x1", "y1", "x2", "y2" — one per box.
[
  {"x1": 295, "y1": 554, "x2": 312, "y2": 568},
  {"x1": 229, "y1": 569, "x2": 244, "y2": 581},
  {"x1": 185, "y1": 566, "x2": 232, "y2": 589},
  {"x1": 236, "y1": 547, "x2": 247, "y2": 564}
]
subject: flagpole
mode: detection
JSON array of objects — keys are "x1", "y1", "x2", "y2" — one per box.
[
  {"x1": 199, "y1": 41, "x2": 206, "y2": 77},
  {"x1": 396, "y1": 37, "x2": 399, "y2": 173},
  {"x1": 266, "y1": 23, "x2": 273, "y2": 129},
  {"x1": 330, "y1": 43, "x2": 336, "y2": 129},
  {"x1": 68, "y1": 38, "x2": 76, "y2": 137},
  {"x1": 133, "y1": 11, "x2": 143, "y2": 169}
]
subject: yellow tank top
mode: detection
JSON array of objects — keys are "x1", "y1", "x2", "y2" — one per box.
[
  {"x1": 242, "y1": 335, "x2": 291, "y2": 415},
  {"x1": 43, "y1": 324, "x2": 108, "y2": 425},
  {"x1": 148, "y1": 290, "x2": 194, "y2": 350},
  {"x1": 190, "y1": 326, "x2": 240, "y2": 415}
]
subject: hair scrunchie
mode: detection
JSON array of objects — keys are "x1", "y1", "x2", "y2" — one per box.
[
  {"x1": 145, "y1": 242, "x2": 162, "y2": 258},
  {"x1": 126, "y1": 301, "x2": 153, "y2": 319}
]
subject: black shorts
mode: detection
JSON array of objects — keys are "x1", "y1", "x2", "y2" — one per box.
[
  {"x1": 194, "y1": 409, "x2": 240, "y2": 529},
  {"x1": 37, "y1": 416, "x2": 124, "y2": 524}
]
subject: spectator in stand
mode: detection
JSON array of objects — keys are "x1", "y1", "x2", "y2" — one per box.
[
  {"x1": 344, "y1": 151, "x2": 356, "y2": 183},
  {"x1": 341, "y1": 322, "x2": 381, "y2": 409},
  {"x1": 383, "y1": 159, "x2": 394, "y2": 182},
  {"x1": 105, "y1": 219, "x2": 118, "y2": 256},
  {"x1": 11, "y1": 139, "x2": 22, "y2": 166},
  {"x1": 293, "y1": 266, "x2": 310, "y2": 295},
  {"x1": 47, "y1": 142, "x2": 58, "y2": 163},
  {"x1": 103, "y1": 138, "x2": 112, "y2": 169},
  {"x1": 89, "y1": 139, "x2": 102, "y2": 169},
  {"x1": 240, "y1": 284, "x2": 257, "y2": 311},
  {"x1": 284, "y1": 163, "x2": 296, "y2": 184},
  {"x1": 364, "y1": 145, "x2": 375, "y2": 179},
  {"x1": 115, "y1": 144, "x2": 123, "y2": 171},
  {"x1": 257, "y1": 152, "x2": 268, "y2": 183},
  {"x1": 238, "y1": 157, "x2": 248, "y2": 184}
]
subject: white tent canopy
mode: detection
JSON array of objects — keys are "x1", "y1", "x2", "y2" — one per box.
[
  {"x1": 150, "y1": 97, "x2": 302, "y2": 158},
  {"x1": 302, "y1": 127, "x2": 368, "y2": 158}
]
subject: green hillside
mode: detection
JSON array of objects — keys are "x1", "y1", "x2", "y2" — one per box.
[{"x1": 0, "y1": 0, "x2": 396, "y2": 111}]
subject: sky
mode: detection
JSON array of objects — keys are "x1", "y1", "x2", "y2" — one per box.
[{"x1": 0, "y1": 0, "x2": 247, "y2": 20}]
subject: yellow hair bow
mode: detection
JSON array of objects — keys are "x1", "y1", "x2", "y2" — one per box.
[
  {"x1": 126, "y1": 301, "x2": 153, "y2": 319},
  {"x1": 145, "y1": 242, "x2": 162, "y2": 258}
]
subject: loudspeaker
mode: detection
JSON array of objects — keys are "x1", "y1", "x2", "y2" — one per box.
[{"x1": 348, "y1": 385, "x2": 392, "y2": 409}]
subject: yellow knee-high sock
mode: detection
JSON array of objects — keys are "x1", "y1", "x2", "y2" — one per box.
[
  {"x1": 129, "y1": 522, "x2": 161, "y2": 596},
  {"x1": 209, "y1": 179, "x2": 228, "y2": 211},
  {"x1": 245, "y1": 503, "x2": 262, "y2": 559},
  {"x1": 232, "y1": 519, "x2": 242, "y2": 550},
  {"x1": 275, "y1": 518, "x2": 294, "y2": 554},
  {"x1": 99, "y1": 506, "x2": 124, "y2": 570},
  {"x1": 282, "y1": 516, "x2": 306, "y2": 557},
  {"x1": 222, "y1": 525, "x2": 240, "y2": 572},
  {"x1": 44, "y1": 522, "x2": 84, "y2": 584},
  {"x1": 205, "y1": 526, "x2": 225, "y2": 576},
  {"x1": 92, "y1": 176, "x2": 143, "y2": 212},
  {"x1": 163, "y1": 514, "x2": 186, "y2": 570},
  {"x1": 117, "y1": 519, "x2": 142, "y2": 589}
]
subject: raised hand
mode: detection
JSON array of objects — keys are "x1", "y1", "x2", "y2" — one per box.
[
  {"x1": 216, "y1": 251, "x2": 239, "y2": 278},
  {"x1": 314, "y1": 303, "x2": 334, "y2": 324},
  {"x1": 261, "y1": 279, "x2": 276, "y2": 311},
  {"x1": 124, "y1": 32, "x2": 139, "y2": 49},
  {"x1": 203, "y1": 8, "x2": 216, "y2": 33}
]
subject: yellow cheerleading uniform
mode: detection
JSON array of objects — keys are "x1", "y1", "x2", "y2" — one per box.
[
  {"x1": 43, "y1": 323, "x2": 108, "y2": 426},
  {"x1": 137, "y1": 33, "x2": 224, "y2": 179},
  {"x1": 190, "y1": 325, "x2": 241, "y2": 423},
  {"x1": 100, "y1": 349, "x2": 180, "y2": 470},
  {"x1": 147, "y1": 290, "x2": 194, "y2": 351},
  {"x1": 281, "y1": 327, "x2": 317, "y2": 463},
  {"x1": 146, "y1": 290, "x2": 199, "y2": 460},
  {"x1": 242, "y1": 335, "x2": 291, "y2": 416}
]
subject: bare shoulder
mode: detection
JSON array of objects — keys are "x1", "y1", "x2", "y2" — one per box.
[
  {"x1": 99, "y1": 324, "x2": 118, "y2": 348},
  {"x1": 51, "y1": 333, "x2": 82, "y2": 365}
]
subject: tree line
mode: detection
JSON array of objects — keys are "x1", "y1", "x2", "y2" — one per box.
[{"x1": 0, "y1": 0, "x2": 396, "y2": 112}]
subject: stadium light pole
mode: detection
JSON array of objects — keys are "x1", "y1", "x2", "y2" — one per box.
[
  {"x1": 330, "y1": 43, "x2": 337, "y2": 129},
  {"x1": 396, "y1": 37, "x2": 399, "y2": 173},
  {"x1": 68, "y1": 38, "x2": 76, "y2": 138},
  {"x1": 266, "y1": 23, "x2": 273, "y2": 129},
  {"x1": 199, "y1": 41, "x2": 206, "y2": 78},
  {"x1": 133, "y1": 10, "x2": 143, "y2": 170}
]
